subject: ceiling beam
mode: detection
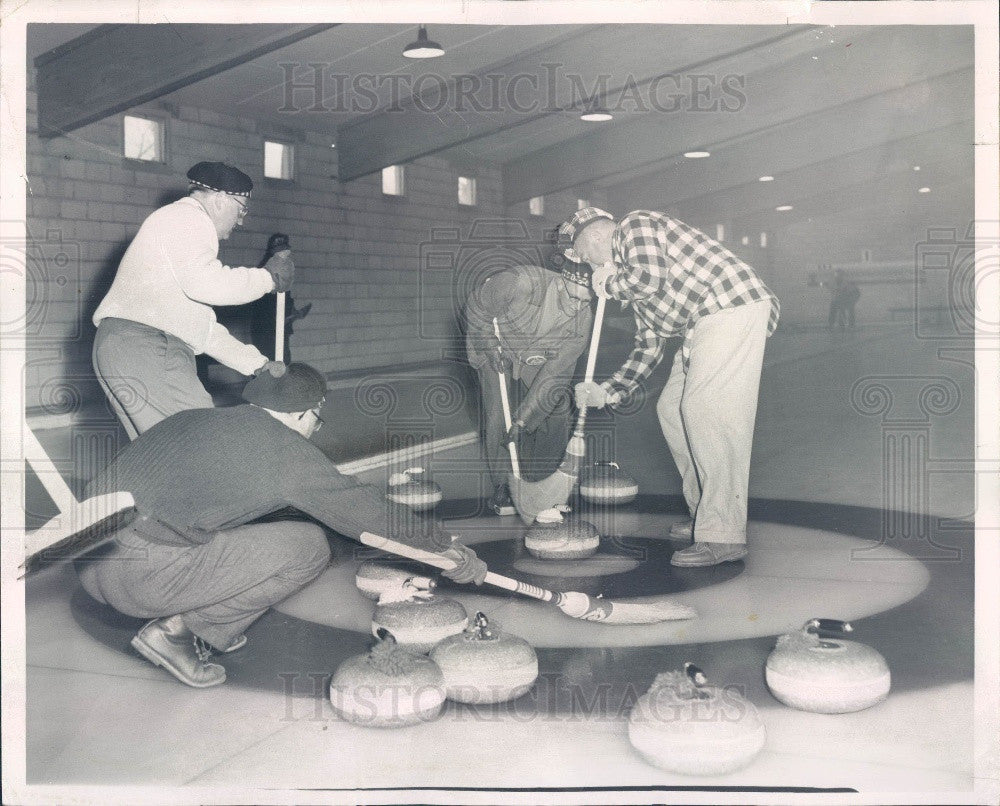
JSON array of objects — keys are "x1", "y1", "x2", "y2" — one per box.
[
  {"x1": 335, "y1": 25, "x2": 814, "y2": 182},
  {"x1": 36, "y1": 23, "x2": 338, "y2": 137},
  {"x1": 503, "y1": 26, "x2": 972, "y2": 204}
]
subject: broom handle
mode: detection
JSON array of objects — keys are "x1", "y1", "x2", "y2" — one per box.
[
  {"x1": 573, "y1": 293, "x2": 608, "y2": 435},
  {"x1": 359, "y1": 531, "x2": 555, "y2": 603},
  {"x1": 22, "y1": 425, "x2": 78, "y2": 512},
  {"x1": 493, "y1": 318, "x2": 522, "y2": 479},
  {"x1": 275, "y1": 292, "x2": 286, "y2": 362}
]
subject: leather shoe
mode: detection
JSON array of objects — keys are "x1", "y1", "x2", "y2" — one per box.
[
  {"x1": 670, "y1": 541, "x2": 747, "y2": 568},
  {"x1": 130, "y1": 615, "x2": 226, "y2": 688}
]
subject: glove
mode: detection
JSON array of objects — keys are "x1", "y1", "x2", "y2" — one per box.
[
  {"x1": 575, "y1": 380, "x2": 609, "y2": 409},
  {"x1": 265, "y1": 250, "x2": 295, "y2": 293},
  {"x1": 439, "y1": 542, "x2": 487, "y2": 585},
  {"x1": 255, "y1": 360, "x2": 287, "y2": 378},
  {"x1": 591, "y1": 262, "x2": 615, "y2": 299},
  {"x1": 505, "y1": 420, "x2": 525, "y2": 445},
  {"x1": 486, "y1": 343, "x2": 512, "y2": 375}
]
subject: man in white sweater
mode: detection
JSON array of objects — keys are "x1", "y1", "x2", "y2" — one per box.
[{"x1": 92, "y1": 162, "x2": 295, "y2": 439}]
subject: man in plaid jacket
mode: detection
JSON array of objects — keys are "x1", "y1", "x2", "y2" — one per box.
[{"x1": 563, "y1": 207, "x2": 780, "y2": 567}]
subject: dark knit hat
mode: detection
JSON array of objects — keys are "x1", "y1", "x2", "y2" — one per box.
[
  {"x1": 187, "y1": 161, "x2": 253, "y2": 198},
  {"x1": 560, "y1": 207, "x2": 614, "y2": 262},
  {"x1": 243, "y1": 362, "x2": 326, "y2": 412}
]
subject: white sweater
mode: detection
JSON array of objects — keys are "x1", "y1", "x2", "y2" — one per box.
[{"x1": 93, "y1": 197, "x2": 275, "y2": 375}]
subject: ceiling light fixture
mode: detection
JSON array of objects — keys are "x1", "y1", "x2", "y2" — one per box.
[
  {"x1": 758, "y1": 175, "x2": 774, "y2": 182},
  {"x1": 918, "y1": 187, "x2": 931, "y2": 193},
  {"x1": 580, "y1": 109, "x2": 613, "y2": 122},
  {"x1": 684, "y1": 150, "x2": 711, "y2": 159},
  {"x1": 776, "y1": 204, "x2": 793, "y2": 211},
  {"x1": 403, "y1": 26, "x2": 444, "y2": 59},
  {"x1": 913, "y1": 165, "x2": 921, "y2": 171}
]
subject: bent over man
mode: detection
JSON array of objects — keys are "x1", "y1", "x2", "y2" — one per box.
[
  {"x1": 77, "y1": 363, "x2": 486, "y2": 688},
  {"x1": 464, "y1": 260, "x2": 593, "y2": 514},
  {"x1": 92, "y1": 161, "x2": 294, "y2": 439},
  {"x1": 565, "y1": 207, "x2": 779, "y2": 567}
]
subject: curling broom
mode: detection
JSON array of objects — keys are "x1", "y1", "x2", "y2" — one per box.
[{"x1": 359, "y1": 530, "x2": 696, "y2": 625}]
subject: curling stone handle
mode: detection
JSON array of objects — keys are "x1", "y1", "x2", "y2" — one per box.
[
  {"x1": 359, "y1": 531, "x2": 557, "y2": 604},
  {"x1": 805, "y1": 618, "x2": 853, "y2": 635},
  {"x1": 684, "y1": 662, "x2": 707, "y2": 687}
]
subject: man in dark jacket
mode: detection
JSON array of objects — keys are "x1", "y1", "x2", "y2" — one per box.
[
  {"x1": 464, "y1": 257, "x2": 593, "y2": 514},
  {"x1": 77, "y1": 363, "x2": 485, "y2": 688}
]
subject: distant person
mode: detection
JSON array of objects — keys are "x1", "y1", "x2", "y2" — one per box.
[
  {"x1": 564, "y1": 207, "x2": 779, "y2": 568},
  {"x1": 828, "y1": 270, "x2": 860, "y2": 331},
  {"x1": 92, "y1": 161, "x2": 293, "y2": 439},
  {"x1": 77, "y1": 363, "x2": 486, "y2": 688},
  {"x1": 464, "y1": 257, "x2": 593, "y2": 515}
]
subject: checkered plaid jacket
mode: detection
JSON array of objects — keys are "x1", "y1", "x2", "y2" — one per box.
[{"x1": 601, "y1": 210, "x2": 780, "y2": 403}]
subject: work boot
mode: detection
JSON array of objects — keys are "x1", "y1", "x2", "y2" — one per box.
[
  {"x1": 130, "y1": 615, "x2": 226, "y2": 688},
  {"x1": 489, "y1": 483, "x2": 516, "y2": 516},
  {"x1": 668, "y1": 518, "x2": 694, "y2": 539},
  {"x1": 670, "y1": 541, "x2": 748, "y2": 568}
]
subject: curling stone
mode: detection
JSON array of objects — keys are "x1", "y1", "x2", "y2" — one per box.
[
  {"x1": 579, "y1": 461, "x2": 639, "y2": 505},
  {"x1": 371, "y1": 581, "x2": 468, "y2": 653},
  {"x1": 765, "y1": 618, "x2": 891, "y2": 714},
  {"x1": 328, "y1": 628, "x2": 446, "y2": 728},
  {"x1": 628, "y1": 663, "x2": 766, "y2": 775},
  {"x1": 355, "y1": 560, "x2": 435, "y2": 601},
  {"x1": 430, "y1": 612, "x2": 538, "y2": 704},
  {"x1": 524, "y1": 509, "x2": 599, "y2": 560},
  {"x1": 386, "y1": 467, "x2": 443, "y2": 511}
]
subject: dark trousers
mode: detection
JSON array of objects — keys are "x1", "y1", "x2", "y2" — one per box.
[
  {"x1": 476, "y1": 366, "x2": 572, "y2": 487},
  {"x1": 77, "y1": 520, "x2": 330, "y2": 650}
]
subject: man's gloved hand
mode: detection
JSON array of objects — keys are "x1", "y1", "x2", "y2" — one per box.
[
  {"x1": 265, "y1": 250, "x2": 295, "y2": 293},
  {"x1": 486, "y1": 342, "x2": 512, "y2": 375},
  {"x1": 439, "y1": 541, "x2": 487, "y2": 585},
  {"x1": 255, "y1": 360, "x2": 287, "y2": 378},
  {"x1": 591, "y1": 261, "x2": 616, "y2": 299},
  {"x1": 505, "y1": 419, "x2": 524, "y2": 445},
  {"x1": 575, "y1": 380, "x2": 609, "y2": 409}
]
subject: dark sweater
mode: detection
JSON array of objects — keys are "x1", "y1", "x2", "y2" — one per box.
[{"x1": 86, "y1": 405, "x2": 451, "y2": 552}]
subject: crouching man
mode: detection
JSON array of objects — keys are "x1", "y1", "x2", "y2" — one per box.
[{"x1": 77, "y1": 362, "x2": 485, "y2": 688}]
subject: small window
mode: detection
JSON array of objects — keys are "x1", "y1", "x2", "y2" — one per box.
[
  {"x1": 741, "y1": 235, "x2": 749, "y2": 246},
  {"x1": 382, "y1": 165, "x2": 405, "y2": 196},
  {"x1": 529, "y1": 196, "x2": 545, "y2": 216},
  {"x1": 577, "y1": 198, "x2": 590, "y2": 210},
  {"x1": 760, "y1": 232, "x2": 768, "y2": 248},
  {"x1": 123, "y1": 115, "x2": 163, "y2": 162},
  {"x1": 458, "y1": 176, "x2": 477, "y2": 206},
  {"x1": 715, "y1": 223, "x2": 725, "y2": 242},
  {"x1": 264, "y1": 140, "x2": 294, "y2": 180}
]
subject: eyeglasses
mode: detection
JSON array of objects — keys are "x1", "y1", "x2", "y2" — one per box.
[
  {"x1": 298, "y1": 408, "x2": 323, "y2": 431},
  {"x1": 232, "y1": 197, "x2": 249, "y2": 222}
]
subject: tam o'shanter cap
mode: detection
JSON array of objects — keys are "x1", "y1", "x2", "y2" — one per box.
[
  {"x1": 560, "y1": 207, "x2": 614, "y2": 262},
  {"x1": 187, "y1": 161, "x2": 253, "y2": 197},
  {"x1": 243, "y1": 362, "x2": 326, "y2": 412}
]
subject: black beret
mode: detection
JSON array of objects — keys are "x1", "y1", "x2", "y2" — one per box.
[
  {"x1": 187, "y1": 161, "x2": 253, "y2": 197},
  {"x1": 242, "y1": 362, "x2": 326, "y2": 412}
]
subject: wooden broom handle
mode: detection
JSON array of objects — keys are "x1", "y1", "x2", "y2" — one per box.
[
  {"x1": 573, "y1": 293, "x2": 607, "y2": 434},
  {"x1": 493, "y1": 318, "x2": 522, "y2": 479}
]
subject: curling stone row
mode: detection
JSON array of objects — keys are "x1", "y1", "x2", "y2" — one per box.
[
  {"x1": 578, "y1": 461, "x2": 639, "y2": 505},
  {"x1": 386, "y1": 467, "x2": 443, "y2": 511},
  {"x1": 329, "y1": 614, "x2": 539, "y2": 727}
]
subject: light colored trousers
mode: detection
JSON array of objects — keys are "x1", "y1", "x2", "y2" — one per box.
[
  {"x1": 656, "y1": 300, "x2": 771, "y2": 545},
  {"x1": 93, "y1": 317, "x2": 214, "y2": 440},
  {"x1": 77, "y1": 519, "x2": 331, "y2": 651}
]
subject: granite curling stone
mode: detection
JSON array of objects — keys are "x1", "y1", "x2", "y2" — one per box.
[
  {"x1": 524, "y1": 508, "x2": 599, "y2": 560},
  {"x1": 328, "y1": 628, "x2": 446, "y2": 728},
  {"x1": 579, "y1": 461, "x2": 639, "y2": 505},
  {"x1": 628, "y1": 663, "x2": 766, "y2": 775},
  {"x1": 430, "y1": 612, "x2": 539, "y2": 704},
  {"x1": 355, "y1": 559, "x2": 435, "y2": 601},
  {"x1": 765, "y1": 618, "x2": 891, "y2": 714},
  {"x1": 371, "y1": 581, "x2": 469, "y2": 653},
  {"x1": 386, "y1": 467, "x2": 443, "y2": 511}
]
